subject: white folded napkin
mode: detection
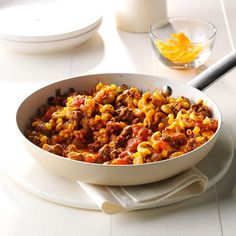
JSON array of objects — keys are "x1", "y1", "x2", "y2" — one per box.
[{"x1": 77, "y1": 167, "x2": 208, "y2": 214}]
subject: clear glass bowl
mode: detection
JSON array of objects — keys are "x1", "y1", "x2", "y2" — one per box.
[{"x1": 149, "y1": 17, "x2": 217, "y2": 69}]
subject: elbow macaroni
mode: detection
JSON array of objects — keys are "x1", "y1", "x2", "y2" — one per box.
[{"x1": 26, "y1": 82, "x2": 218, "y2": 165}]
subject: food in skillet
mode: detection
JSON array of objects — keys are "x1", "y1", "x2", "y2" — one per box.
[{"x1": 26, "y1": 82, "x2": 218, "y2": 165}]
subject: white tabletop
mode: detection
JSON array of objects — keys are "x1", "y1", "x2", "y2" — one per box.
[{"x1": 0, "y1": 0, "x2": 236, "y2": 235}]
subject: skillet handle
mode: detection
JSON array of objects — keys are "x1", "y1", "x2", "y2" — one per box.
[{"x1": 188, "y1": 50, "x2": 236, "y2": 91}]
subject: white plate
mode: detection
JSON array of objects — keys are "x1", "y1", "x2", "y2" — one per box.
[
  {"x1": 0, "y1": 21, "x2": 102, "y2": 54},
  {"x1": 0, "y1": 0, "x2": 103, "y2": 42},
  {"x1": 3, "y1": 124, "x2": 234, "y2": 211}
]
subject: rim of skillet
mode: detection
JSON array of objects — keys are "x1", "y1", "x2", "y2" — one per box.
[{"x1": 16, "y1": 73, "x2": 222, "y2": 168}]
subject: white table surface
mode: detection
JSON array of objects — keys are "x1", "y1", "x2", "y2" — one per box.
[{"x1": 1, "y1": 0, "x2": 236, "y2": 235}]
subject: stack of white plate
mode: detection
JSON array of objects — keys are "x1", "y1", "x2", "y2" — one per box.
[{"x1": 0, "y1": 0, "x2": 103, "y2": 53}]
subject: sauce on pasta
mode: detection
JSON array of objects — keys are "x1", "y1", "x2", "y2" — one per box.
[{"x1": 26, "y1": 82, "x2": 218, "y2": 165}]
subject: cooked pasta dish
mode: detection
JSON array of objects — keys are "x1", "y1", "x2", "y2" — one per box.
[{"x1": 26, "y1": 82, "x2": 218, "y2": 165}]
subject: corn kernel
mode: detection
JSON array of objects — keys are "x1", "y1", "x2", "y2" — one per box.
[
  {"x1": 153, "y1": 92, "x2": 166, "y2": 102},
  {"x1": 196, "y1": 99, "x2": 203, "y2": 105},
  {"x1": 168, "y1": 121, "x2": 179, "y2": 130},
  {"x1": 32, "y1": 121, "x2": 40, "y2": 127},
  {"x1": 182, "y1": 114, "x2": 189, "y2": 119},
  {"x1": 196, "y1": 136, "x2": 205, "y2": 142},
  {"x1": 53, "y1": 111, "x2": 65, "y2": 119},
  {"x1": 193, "y1": 126, "x2": 200, "y2": 136},
  {"x1": 161, "y1": 104, "x2": 172, "y2": 114},
  {"x1": 45, "y1": 123, "x2": 52, "y2": 130},
  {"x1": 176, "y1": 97, "x2": 184, "y2": 103},
  {"x1": 96, "y1": 82, "x2": 103, "y2": 91},
  {"x1": 133, "y1": 99, "x2": 138, "y2": 106},
  {"x1": 59, "y1": 130, "x2": 64, "y2": 137},
  {"x1": 68, "y1": 123, "x2": 74, "y2": 131},
  {"x1": 202, "y1": 131, "x2": 214, "y2": 139},
  {"x1": 99, "y1": 128, "x2": 106, "y2": 134},
  {"x1": 97, "y1": 136, "x2": 103, "y2": 142},
  {"x1": 169, "y1": 97, "x2": 176, "y2": 103},
  {"x1": 161, "y1": 150, "x2": 168, "y2": 158},
  {"x1": 40, "y1": 135, "x2": 47, "y2": 143},
  {"x1": 49, "y1": 119, "x2": 55, "y2": 126},
  {"x1": 179, "y1": 121, "x2": 185, "y2": 130},
  {"x1": 182, "y1": 101, "x2": 190, "y2": 109},
  {"x1": 110, "y1": 84, "x2": 117, "y2": 90},
  {"x1": 168, "y1": 114, "x2": 175, "y2": 119},
  {"x1": 116, "y1": 86, "x2": 123, "y2": 93},
  {"x1": 203, "y1": 117, "x2": 211, "y2": 125},
  {"x1": 62, "y1": 122, "x2": 68, "y2": 129},
  {"x1": 101, "y1": 113, "x2": 111, "y2": 121},
  {"x1": 170, "y1": 152, "x2": 183, "y2": 158},
  {"x1": 158, "y1": 122, "x2": 165, "y2": 130},
  {"x1": 95, "y1": 115, "x2": 101, "y2": 120},
  {"x1": 168, "y1": 118, "x2": 174, "y2": 125},
  {"x1": 133, "y1": 153, "x2": 144, "y2": 164},
  {"x1": 189, "y1": 112, "x2": 201, "y2": 121},
  {"x1": 56, "y1": 122, "x2": 63, "y2": 131},
  {"x1": 56, "y1": 118, "x2": 63, "y2": 124},
  {"x1": 100, "y1": 104, "x2": 114, "y2": 113},
  {"x1": 42, "y1": 143, "x2": 49, "y2": 150}
]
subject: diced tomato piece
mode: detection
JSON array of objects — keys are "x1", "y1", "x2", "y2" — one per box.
[
  {"x1": 158, "y1": 140, "x2": 171, "y2": 152},
  {"x1": 112, "y1": 158, "x2": 130, "y2": 165},
  {"x1": 84, "y1": 155, "x2": 96, "y2": 163},
  {"x1": 74, "y1": 97, "x2": 85, "y2": 108},
  {"x1": 132, "y1": 125, "x2": 151, "y2": 141},
  {"x1": 132, "y1": 125, "x2": 143, "y2": 136},
  {"x1": 138, "y1": 127, "x2": 150, "y2": 140},
  {"x1": 119, "y1": 151, "x2": 129, "y2": 158},
  {"x1": 195, "y1": 119, "x2": 218, "y2": 132},
  {"x1": 172, "y1": 133, "x2": 187, "y2": 141},
  {"x1": 93, "y1": 121, "x2": 106, "y2": 130},
  {"x1": 44, "y1": 107, "x2": 57, "y2": 120},
  {"x1": 210, "y1": 120, "x2": 218, "y2": 131},
  {"x1": 194, "y1": 121, "x2": 204, "y2": 129},
  {"x1": 51, "y1": 135, "x2": 63, "y2": 144},
  {"x1": 125, "y1": 137, "x2": 142, "y2": 152}
]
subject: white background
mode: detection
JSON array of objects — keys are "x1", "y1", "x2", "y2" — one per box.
[{"x1": 0, "y1": 0, "x2": 236, "y2": 235}]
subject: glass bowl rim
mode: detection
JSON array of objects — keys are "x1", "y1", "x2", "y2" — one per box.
[{"x1": 149, "y1": 16, "x2": 217, "y2": 44}]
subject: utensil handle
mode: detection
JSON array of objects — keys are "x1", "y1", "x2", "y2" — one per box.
[{"x1": 188, "y1": 50, "x2": 236, "y2": 90}]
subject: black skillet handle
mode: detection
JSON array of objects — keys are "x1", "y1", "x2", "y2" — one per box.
[{"x1": 188, "y1": 50, "x2": 236, "y2": 91}]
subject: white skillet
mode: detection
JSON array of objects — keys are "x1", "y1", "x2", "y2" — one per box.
[{"x1": 16, "y1": 51, "x2": 236, "y2": 186}]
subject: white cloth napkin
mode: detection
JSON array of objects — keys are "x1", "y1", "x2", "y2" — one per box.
[{"x1": 77, "y1": 167, "x2": 208, "y2": 214}]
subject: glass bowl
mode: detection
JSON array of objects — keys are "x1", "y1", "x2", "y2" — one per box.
[{"x1": 149, "y1": 17, "x2": 217, "y2": 69}]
